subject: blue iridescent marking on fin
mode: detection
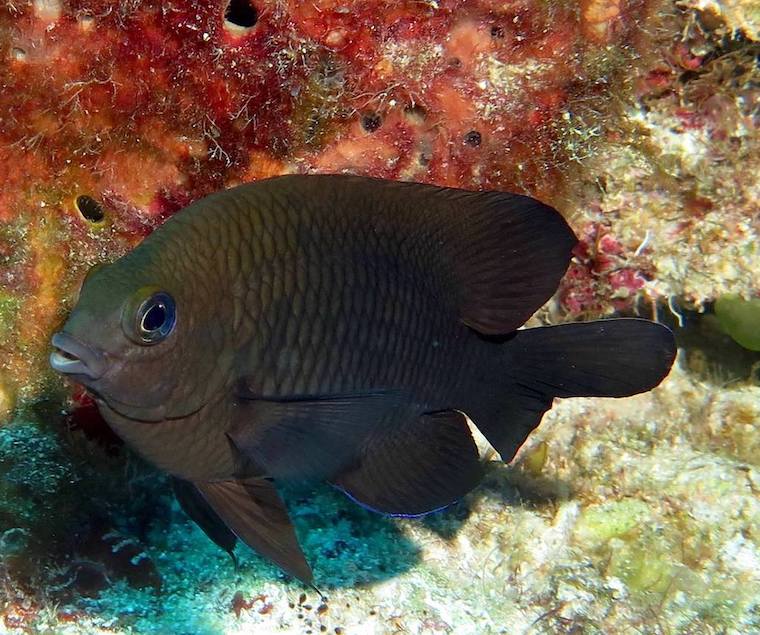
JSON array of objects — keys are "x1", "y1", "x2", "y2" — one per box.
[{"x1": 333, "y1": 484, "x2": 454, "y2": 518}]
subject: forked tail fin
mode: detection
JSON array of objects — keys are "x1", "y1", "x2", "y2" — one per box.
[{"x1": 468, "y1": 318, "x2": 677, "y2": 462}]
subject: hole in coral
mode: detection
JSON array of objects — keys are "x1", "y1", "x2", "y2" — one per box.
[
  {"x1": 490, "y1": 25, "x2": 505, "y2": 39},
  {"x1": 404, "y1": 104, "x2": 426, "y2": 124},
  {"x1": 75, "y1": 195, "x2": 104, "y2": 223},
  {"x1": 225, "y1": 0, "x2": 258, "y2": 29},
  {"x1": 463, "y1": 130, "x2": 482, "y2": 147},
  {"x1": 361, "y1": 113, "x2": 382, "y2": 133}
]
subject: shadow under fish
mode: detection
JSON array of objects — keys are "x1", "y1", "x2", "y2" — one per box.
[{"x1": 49, "y1": 174, "x2": 676, "y2": 584}]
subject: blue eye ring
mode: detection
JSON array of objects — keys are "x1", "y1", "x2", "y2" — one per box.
[{"x1": 123, "y1": 289, "x2": 176, "y2": 345}]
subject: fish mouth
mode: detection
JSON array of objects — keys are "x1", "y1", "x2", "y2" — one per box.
[{"x1": 50, "y1": 332, "x2": 107, "y2": 380}]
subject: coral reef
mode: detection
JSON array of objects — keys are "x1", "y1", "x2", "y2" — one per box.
[
  {"x1": 556, "y1": 21, "x2": 759, "y2": 318},
  {"x1": 3, "y1": 0, "x2": 757, "y2": 407},
  {"x1": 0, "y1": 0, "x2": 758, "y2": 632}
]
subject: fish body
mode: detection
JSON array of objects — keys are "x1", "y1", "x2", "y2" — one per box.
[{"x1": 50, "y1": 175, "x2": 676, "y2": 583}]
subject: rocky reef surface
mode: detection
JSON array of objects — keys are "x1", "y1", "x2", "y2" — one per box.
[{"x1": 0, "y1": 0, "x2": 758, "y2": 632}]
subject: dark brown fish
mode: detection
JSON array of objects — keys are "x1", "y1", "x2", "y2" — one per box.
[{"x1": 50, "y1": 175, "x2": 676, "y2": 583}]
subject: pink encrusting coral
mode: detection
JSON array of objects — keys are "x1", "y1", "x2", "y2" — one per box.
[{"x1": 559, "y1": 221, "x2": 650, "y2": 316}]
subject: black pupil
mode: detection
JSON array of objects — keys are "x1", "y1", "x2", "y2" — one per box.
[{"x1": 142, "y1": 304, "x2": 166, "y2": 332}]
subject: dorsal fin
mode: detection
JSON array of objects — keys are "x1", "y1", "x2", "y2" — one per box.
[
  {"x1": 202, "y1": 174, "x2": 576, "y2": 336},
  {"x1": 437, "y1": 189, "x2": 577, "y2": 335},
  {"x1": 315, "y1": 176, "x2": 577, "y2": 336}
]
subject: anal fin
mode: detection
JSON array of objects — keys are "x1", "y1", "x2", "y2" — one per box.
[
  {"x1": 332, "y1": 410, "x2": 484, "y2": 517},
  {"x1": 195, "y1": 476, "x2": 313, "y2": 584}
]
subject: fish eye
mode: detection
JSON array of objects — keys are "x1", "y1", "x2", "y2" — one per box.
[{"x1": 126, "y1": 291, "x2": 176, "y2": 345}]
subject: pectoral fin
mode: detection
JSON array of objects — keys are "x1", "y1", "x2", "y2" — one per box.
[
  {"x1": 229, "y1": 389, "x2": 405, "y2": 481},
  {"x1": 332, "y1": 410, "x2": 484, "y2": 516},
  {"x1": 195, "y1": 476, "x2": 312, "y2": 584}
]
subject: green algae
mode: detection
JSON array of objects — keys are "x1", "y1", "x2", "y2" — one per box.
[
  {"x1": 573, "y1": 500, "x2": 679, "y2": 601},
  {"x1": 521, "y1": 440, "x2": 549, "y2": 477},
  {"x1": 715, "y1": 294, "x2": 760, "y2": 351},
  {"x1": 573, "y1": 499, "x2": 651, "y2": 543},
  {"x1": 605, "y1": 538, "x2": 675, "y2": 594}
]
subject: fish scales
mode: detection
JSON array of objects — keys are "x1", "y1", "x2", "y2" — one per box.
[{"x1": 201, "y1": 180, "x2": 474, "y2": 402}]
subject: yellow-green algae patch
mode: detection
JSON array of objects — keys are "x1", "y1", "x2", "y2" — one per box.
[
  {"x1": 715, "y1": 294, "x2": 760, "y2": 351},
  {"x1": 573, "y1": 499, "x2": 651, "y2": 543},
  {"x1": 605, "y1": 538, "x2": 676, "y2": 595},
  {"x1": 573, "y1": 499, "x2": 678, "y2": 597}
]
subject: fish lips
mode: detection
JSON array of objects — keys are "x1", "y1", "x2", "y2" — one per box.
[
  {"x1": 50, "y1": 333, "x2": 165, "y2": 422},
  {"x1": 50, "y1": 332, "x2": 108, "y2": 382}
]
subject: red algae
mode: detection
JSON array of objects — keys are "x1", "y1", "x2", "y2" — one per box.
[
  {"x1": 560, "y1": 221, "x2": 651, "y2": 317},
  {"x1": 0, "y1": 0, "x2": 670, "y2": 404}
]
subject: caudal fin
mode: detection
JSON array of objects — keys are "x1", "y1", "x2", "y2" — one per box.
[{"x1": 469, "y1": 318, "x2": 676, "y2": 462}]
